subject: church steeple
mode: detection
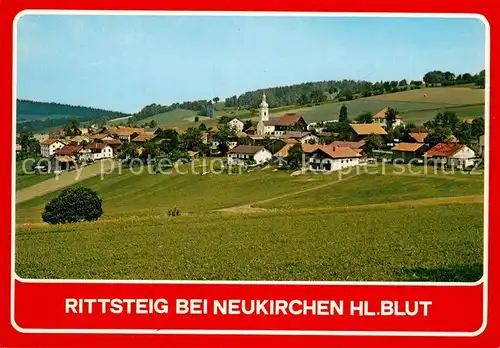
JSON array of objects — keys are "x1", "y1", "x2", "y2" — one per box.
[
  {"x1": 259, "y1": 92, "x2": 269, "y2": 122},
  {"x1": 260, "y1": 92, "x2": 268, "y2": 108},
  {"x1": 256, "y1": 92, "x2": 269, "y2": 136}
]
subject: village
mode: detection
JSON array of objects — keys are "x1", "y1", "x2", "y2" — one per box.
[{"x1": 22, "y1": 93, "x2": 485, "y2": 176}]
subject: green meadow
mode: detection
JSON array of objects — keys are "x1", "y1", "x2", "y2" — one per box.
[
  {"x1": 145, "y1": 86, "x2": 485, "y2": 129},
  {"x1": 15, "y1": 162, "x2": 484, "y2": 282}
]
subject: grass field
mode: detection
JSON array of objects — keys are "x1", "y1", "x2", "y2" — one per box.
[
  {"x1": 15, "y1": 160, "x2": 55, "y2": 191},
  {"x1": 365, "y1": 85, "x2": 485, "y2": 105},
  {"x1": 15, "y1": 162, "x2": 484, "y2": 282},
  {"x1": 268, "y1": 86, "x2": 485, "y2": 125},
  {"x1": 107, "y1": 86, "x2": 485, "y2": 130}
]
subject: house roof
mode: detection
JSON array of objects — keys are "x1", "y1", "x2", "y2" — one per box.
[
  {"x1": 282, "y1": 138, "x2": 299, "y2": 144},
  {"x1": 391, "y1": 142, "x2": 425, "y2": 152},
  {"x1": 463, "y1": 118, "x2": 475, "y2": 125},
  {"x1": 274, "y1": 144, "x2": 294, "y2": 157},
  {"x1": 312, "y1": 146, "x2": 362, "y2": 159},
  {"x1": 408, "y1": 132, "x2": 428, "y2": 143},
  {"x1": 228, "y1": 145, "x2": 266, "y2": 155},
  {"x1": 247, "y1": 135, "x2": 271, "y2": 140},
  {"x1": 373, "y1": 107, "x2": 401, "y2": 119},
  {"x1": 424, "y1": 143, "x2": 469, "y2": 158},
  {"x1": 85, "y1": 142, "x2": 107, "y2": 150},
  {"x1": 229, "y1": 118, "x2": 243, "y2": 123},
  {"x1": 88, "y1": 134, "x2": 110, "y2": 140},
  {"x1": 54, "y1": 145, "x2": 83, "y2": 156},
  {"x1": 236, "y1": 131, "x2": 248, "y2": 137},
  {"x1": 246, "y1": 126, "x2": 256, "y2": 131},
  {"x1": 329, "y1": 140, "x2": 365, "y2": 149},
  {"x1": 373, "y1": 107, "x2": 389, "y2": 119},
  {"x1": 106, "y1": 126, "x2": 144, "y2": 136},
  {"x1": 277, "y1": 113, "x2": 304, "y2": 126},
  {"x1": 263, "y1": 119, "x2": 280, "y2": 126},
  {"x1": 278, "y1": 131, "x2": 312, "y2": 139},
  {"x1": 116, "y1": 130, "x2": 139, "y2": 137},
  {"x1": 318, "y1": 132, "x2": 339, "y2": 137},
  {"x1": 70, "y1": 135, "x2": 89, "y2": 142},
  {"x1": 350, "y1": 124, "x2": 388, "y2": 135},
  {"x1": 40, "y1": 138, "x2": 63, "y2": 145},
  {"x1": 131, "y1": 132, "x2": 157, "y2": 142},
  {"x1": 301, "y1": 144, "x2": 320, "y2": 153},
  {"x1": 103, "y1": 138, "x2": 122, "y2": 145}
]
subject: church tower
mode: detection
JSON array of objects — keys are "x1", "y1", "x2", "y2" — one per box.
[
  {"x1": 257, "y1": 93, "x2": 269, "y2": 135},
  {"x1": 259, "y1": 93, "x2": 269, "y2": 121}
]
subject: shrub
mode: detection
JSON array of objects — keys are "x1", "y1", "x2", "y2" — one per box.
[
  {"x1": 42, "y1": 187, "x2": 103, "y2": 224},
  {"x1": 167, "y1": 207, "x2": 180, "y2": 216}
]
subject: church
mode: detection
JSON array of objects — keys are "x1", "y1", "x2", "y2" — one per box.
[{"x1": 256, "y1": 93, "x2": 308, "y2": 136}]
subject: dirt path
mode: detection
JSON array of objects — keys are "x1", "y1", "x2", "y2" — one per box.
[
  {"x1": 217, "y1": 174, "x2": 355, "y2": 213},
  {"x1": 107, "y1": 115, "x2": 132, "y2": 124},
  {"x1": 16, "y1": 160, "x2": 117, "y2": 204},
  {"x1": 291, "y1": 194, "x2": 484, "y2": 214},
  {"x1": 217, "y1": 193, "x2": 484, "y2": 215}
]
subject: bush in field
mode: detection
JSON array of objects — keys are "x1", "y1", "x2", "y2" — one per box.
[
  {"x1": 42, "y1": 187, "x2": 103, "y2": 224},
  {"x1": 167, "y1": 207, "x2": 180, "y2": 216}
]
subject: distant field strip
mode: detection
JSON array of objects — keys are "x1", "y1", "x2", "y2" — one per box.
[{"x1": 16, "y1": 161, "x2": 115, "y2": 204}]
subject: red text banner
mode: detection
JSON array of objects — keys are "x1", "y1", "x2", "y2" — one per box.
[{"x1": 13, "y1": 280, "x2": 484, "y2": 333}]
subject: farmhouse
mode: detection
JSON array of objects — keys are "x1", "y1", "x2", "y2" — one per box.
[
  {"x1": 102, "y1": 126, "x2": 144, "y2": 142},
  {"x1": 424, "y1": 143, "x2": 475, "y2": 168},
  {"x1": 227, "y1": 145, "x2": 272, "y2": 165},
  {"x1": 103, "y1": 138, "x2": 122, "y2": 152},
  {"x1": 40, "y1": 138, "x2": 65, "y2": 157},
  {"x1": 373, "y1": 107, "x2": 404, "y2": 129},
  {"x1": 245, "y1": 126, "x2": 257, "y2": 135},
  {"x1": 391, "y1": 143, "x2": 427, "y2": 163},
  {"x1": 228, "y1": 118, "x2": 245, "y2": 132},
  {"x1": 84, "y1": 143, "x2": 114, "y2": 161},
  {"x1": 69, "y1": 135, "x2": 90, "y2": 145},
  {"x1": 308, "y1": 146, "x2": 362, "y2": 172},
  {"x1": 257, "y1": 94, "x2": 307, "y2": 136},
  {"x1": 131, "y1": 132, "x2": 157, "y2": 143},
  {"x1": 88, "y1": 133, "x2": 115, "y2": 142},
  {"x1": 349, "y1": 124, "x2": 387, "y2": 141},
  {"x1": 278, "y1": 131, "x2": 318, "y2": 144},
  {"x1": 52, "y1": 145, "x2": 86, "y2": 171},
  {"x1": 53, "y1": 145, "x2": 84, "y2": 157}
]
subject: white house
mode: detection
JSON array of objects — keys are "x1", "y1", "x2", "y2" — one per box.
[
  {"x1": 479, "y1": 135, "x2": 485, "y2": 158},
  {"x1": 84, "y1": 142, "x2": 114, "y2": 161},
  {"x1": 227, "y1": 145, "x2": 272, "y2": 166},
  {"x1": 424, "y1": 143, "x2": 476, "y2": 169},
  {"x1": 40, "y1": 138, "x2": 65, "y2": 157},
  {"x1": 228, "y1": 118, "x2": 245, "y2": 132},
  {"x1": 308, "y1": 146, "x2": 361, "y2": 172}
]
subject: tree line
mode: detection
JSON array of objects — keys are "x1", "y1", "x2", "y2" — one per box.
[
  {"x1": 423, "y1": 70, "x2": 485, "y2": 87},
  {"x1": 17, "y1": 99, "x2": 129, "y2": 133}
]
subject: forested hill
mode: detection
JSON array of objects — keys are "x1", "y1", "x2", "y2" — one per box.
[{"x1": 17, "y1": 99, "x2": 129, "y2": 132}]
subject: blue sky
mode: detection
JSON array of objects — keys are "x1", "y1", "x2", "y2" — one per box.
[{"x1": 16, "y1": 14, "x2": 486, "y2": 113}]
